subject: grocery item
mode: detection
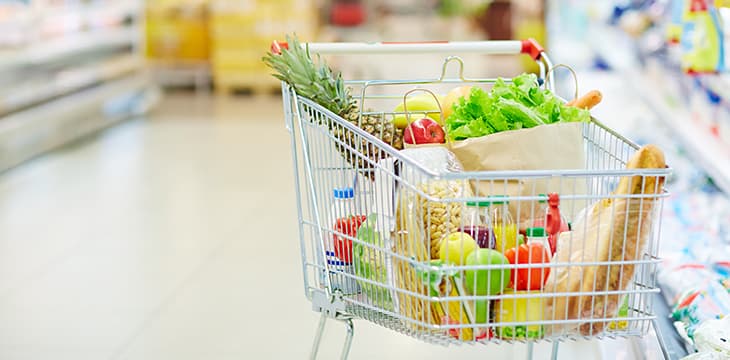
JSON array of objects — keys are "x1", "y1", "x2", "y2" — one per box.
[
  {"x1": 565, "y1": 90, "x2": 603, "y2": 110},
  {"x1": 418, "y1": 180, "x2": 474, "y2": 259},
  {"x1": 544, "y1": 144, "x2": 667, "y2": 335},
  {"x1": 325, "y1": 251, "x2": 360, "y2": 295},
  {"x1": 264, "y1": 35, "x2": 404, "y2": 179},
  {"x1": 680, "y1": 0, "x2": 724, "y2": 74},
  {"x1": 330, "y1": 187, "x2": 366, "y2": 263},
  {"x1": 444, "y1": 73, "x2": 590, "y2": 141},
  {"x1": 480, "y1": 199, "x2": 518, "y2": 254},
  {"x1": 442, "y1": 85, "x2": 473, "y2": 120},
  {"x1": 392, "y1": 93, "x2": 444, "y2": 128},
  {"x1": 683, "y1": 316, "x2": 730, "y2": 359},
  {"x1": 465, "y1": 248, "x2": 510, "y2": 325},
  {"x1": 544, "y1": 193, "x2": 568, "y2": 254},
  {"x1": 393, "y1": 189, "x2": 431, "y2": 331},
  {"x1": 459, "y1": 225, "x2": 495, "y2": 250},
  {"x1": 525, "y1": 227, "x2": 550, "y2": 249},
  {"x1": 607, "y1": 297, "x2": 630, "y2": 330},
  {"x1": 449, "y1": 121, "x2": 587, "y2": 223},
  {"x1": 464, "y1": 249, "x2": 511, "y2": 296},
  {"x1": 398, "y1": 147, "x2": 464, "y2": 178},
  {"x1": 439, "y1": 232, "x2": 478, "y2": 266},
  {"x1": 504, "y1": 242, "x2": 551, "y2": 291},
  {"x1": 403, "y1": 118, "x2": 446, "y2": 145},
  {"x1": 494, "y1": 290, "x2": 545, "y2": 339},
  {"x1": 353, "y1": 214, "x2": 392, "y2": 309},
  {"x1": 461, "y1": 202, "x2": 496, "y2": 249},
  {"x1": 418, "y1": 260, "x2": 475, "y2": 341},
  {"x1": 672, "y1": 282, "x2": 730, "y2": 339},
  {"x1": 333, "y1": 215, "x2": 367, "y2": 263}
]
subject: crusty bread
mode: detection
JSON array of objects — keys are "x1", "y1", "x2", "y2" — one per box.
[{"x1": 544, "y1": 145, "x2": 666, "y2": 336}]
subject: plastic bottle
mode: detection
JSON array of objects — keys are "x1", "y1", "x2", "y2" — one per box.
[
  {"x1": 487, "y1": 198, "x2": 518, "y2": 254},
  {"x1": 463, "y1": 201, "x2": 496, "y2": 249},
  {"x1": 680, "y1": 0, "x2": 724, "y2": 74},
  {"x1": 526, "y1": 227, "x2": 550, "y2": 250},
  {"x1": 320, "y1": 187, "x2": 365, "y2": 293},
  {"x1": 544, "y1": 193, "x2": 568, "y2": 254},
  {"x1": 329, "y1": 187, "x2": 365, "y2": 262}
]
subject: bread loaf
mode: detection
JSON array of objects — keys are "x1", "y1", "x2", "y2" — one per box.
[{"x1": 544, "y1": 144, "x2": 666, "y2": 336}]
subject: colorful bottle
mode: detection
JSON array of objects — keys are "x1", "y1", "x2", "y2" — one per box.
[
  {"x1": 667, "y1": 0, "x2": 688, "y2": 44},
  {"x1": 681, "y1": 0, "x2": 725, "y2": 74},
  {"x1": 545, "y1": 193, "x2": 568, "y2": 254},
  {"x1": 494, "y1": 290, "x2": 544, "y2": 339},
  {"x1": 488, "y1": 198, "x2": 518, "y2": 254}
]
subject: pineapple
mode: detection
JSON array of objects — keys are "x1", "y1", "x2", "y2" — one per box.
[{"x1": 263, "y1": 35, "x2": 403, "y2": 178}]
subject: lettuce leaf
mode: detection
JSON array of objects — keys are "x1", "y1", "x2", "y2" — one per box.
[{"x1": 445, "y1": 73, "x2": 591, "y2": 140}]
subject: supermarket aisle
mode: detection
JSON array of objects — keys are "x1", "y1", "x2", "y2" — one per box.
[{"x1": 0, "y1": 94, "x2": 604, "y2": 359}]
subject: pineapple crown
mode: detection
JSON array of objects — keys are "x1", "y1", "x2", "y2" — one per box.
[{"x1": 262, "y1": 34, "x2": 355, "y2": 116}]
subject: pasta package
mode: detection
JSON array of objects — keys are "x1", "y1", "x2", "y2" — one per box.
[{"x1": 392, "y1": 147, "x2": 472, "y2": 334}]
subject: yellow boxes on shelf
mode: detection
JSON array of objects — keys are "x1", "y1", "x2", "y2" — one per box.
[
  {"x1": 209, "y1": 0, "x2": 317, "y2": 91},
  {"x1": 145, "y1": 1, "x2": 209, "y2": 61}
]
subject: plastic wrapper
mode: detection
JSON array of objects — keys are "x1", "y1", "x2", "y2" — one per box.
[
  {"x1": 353, "y1": 214, "x2": 393, "y2": 310},
  {"x1": 659, "y1": 263, "x2": 730, "y2": 341},
  {"x1": 398, "y1": 147, "x2": 464, "y2": 179},
  {"x1": 392, "y1": 147, "x2": 472, "y2": 334},
  {"x1": 397, "y1": 147, "x2": 470, "y2": 259},
  {"x1": 544, "y1": 194, "x2": 659, "y2": 336},
  {"x1": 681, "y1": 316, "x2": 730, "y2": 360}
]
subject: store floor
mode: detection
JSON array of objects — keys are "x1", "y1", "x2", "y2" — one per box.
[{"x1": 0, "y1": 93, "x2": 640, "y2": 359}]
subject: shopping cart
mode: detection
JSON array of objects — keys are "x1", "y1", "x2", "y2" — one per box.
[{"x1": 274, "y1": 40, "x2": 673, "y2": 359}]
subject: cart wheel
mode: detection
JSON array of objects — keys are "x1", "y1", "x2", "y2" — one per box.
[{"x1": 309, "y1": 313, "x2": 355, "y2": 360}]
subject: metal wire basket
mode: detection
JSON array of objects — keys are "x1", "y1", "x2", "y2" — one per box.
[{"x1": 277, "y1": 40, "x2": 672, "y2": 359}]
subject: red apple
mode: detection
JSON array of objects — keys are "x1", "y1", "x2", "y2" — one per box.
[{"x1": 404, "y1": 118, "x2": 446, "y2": 145}]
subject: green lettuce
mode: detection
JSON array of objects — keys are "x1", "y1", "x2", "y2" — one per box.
[{"x1": 445, "y1": 73, "x2": 591, "y2": 140}]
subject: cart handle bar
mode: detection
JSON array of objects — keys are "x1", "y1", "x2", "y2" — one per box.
[{"x1": 270, "y1": 39, "x2": 545, "y2": 61}]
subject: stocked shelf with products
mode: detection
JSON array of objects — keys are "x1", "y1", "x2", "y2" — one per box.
[
  {"x1": 629, "y1": 67, "x2": 730, "y2": 195},
  {"x1": 545, "y1": 2, "x2": 730, "y2": 358},
  {"x1": 0, "y1": 0, "x2": 153, "y2": 173}
]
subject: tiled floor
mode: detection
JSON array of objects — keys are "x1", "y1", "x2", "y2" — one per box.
[{"x1": 0, "y1": 93, "x2": 645, "y2": 359}]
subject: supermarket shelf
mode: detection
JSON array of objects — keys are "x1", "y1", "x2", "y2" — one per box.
[
  {"x1": 0, "y1": 54, "x2": 143, "y2": 116},
  {"x1": 0, "y1": 73, "x2": 157, "y2": 173},
  {"x1": 697, "y1": 75, "x2": 730, "y2": 105},
  {"x1": 0, "y1": 27, "x2": 138, "y2": 71},
  {"x1": 629, "y1": 70, "x2": 730, "y2": 194}
]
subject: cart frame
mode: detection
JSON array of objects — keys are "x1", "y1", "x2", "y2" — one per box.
[{"x1": 276, "y1": 39, "x2": 673, "y2": 359}]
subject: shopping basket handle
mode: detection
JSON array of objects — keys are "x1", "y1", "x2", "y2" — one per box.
[{"x1": 270, "y1": 39, "x2": 545, "y2": 60}]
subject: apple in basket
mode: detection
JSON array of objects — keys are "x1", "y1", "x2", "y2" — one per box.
[{"x1": 404, "y1": 118, "x2": 446, "y2": 145}]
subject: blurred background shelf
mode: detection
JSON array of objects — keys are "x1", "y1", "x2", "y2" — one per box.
[
  {"x1": 0, "y1": 54, "x2": 143, "y2": 116},
  {"x1": 0, "y1": 73, "x2": 156, "y2": 173},
  {"x1": 0, "y1": 27, "x2": 138, "y2": 71},
  {"x1": 631, "y1": 69, "x2": 730, "y2": 195},
  {"x1": 0, "y1": 0, "x2": 153, "y2": 174}
]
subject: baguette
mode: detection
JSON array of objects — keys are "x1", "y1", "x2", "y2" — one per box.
[
  {"x1": 566, "y1": 90, "x2": 603, "y2": 110},
  {"x1": 544, "y1": 145, "x2": 666, "y2": 336}
]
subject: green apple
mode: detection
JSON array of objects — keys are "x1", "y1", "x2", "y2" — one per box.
[
  {"x1": 465, "y1": 249, "x2": 510, "y2": 296},
  {"x1": 439, "y1": 232, "x2": 478, "y2": 265}
]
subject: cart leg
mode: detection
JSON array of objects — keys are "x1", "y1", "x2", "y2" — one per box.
[
  {"x1": 310, "y1": 313, "x2": 328, "y2": 360},
  {"x1": 550, "y1": 342, "x2": 560, "y2": 360},
  {"x1": 340, "y1": 318, "x2": 354, "y2": 360},
  {"x1": 309, "y1": 314, "x2": 355, "y2": 360},
  {"x1": 526, "y1": 341, "x2": 534, "y2": 360}
]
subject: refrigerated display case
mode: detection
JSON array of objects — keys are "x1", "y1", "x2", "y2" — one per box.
[{"x1": 0, "y1": 0, "x2": 156, "y2": 172}]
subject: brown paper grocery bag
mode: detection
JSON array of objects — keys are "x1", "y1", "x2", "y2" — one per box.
[{"x1": 448, "y1": 122, "x2": 588, "y2": 222}]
